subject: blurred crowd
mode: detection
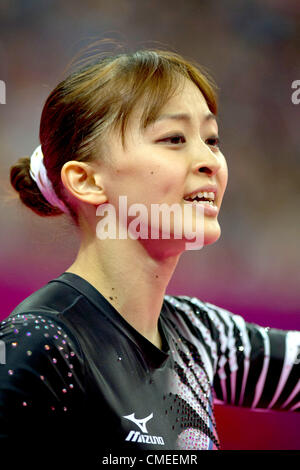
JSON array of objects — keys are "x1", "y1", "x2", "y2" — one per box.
[{"x1": 0, "y1": 0, "x2": 299, "y2": 321}]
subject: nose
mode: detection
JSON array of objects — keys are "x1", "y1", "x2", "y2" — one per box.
[{"x1": 191, "y1": 141, "x2": 221, "y2": 177}]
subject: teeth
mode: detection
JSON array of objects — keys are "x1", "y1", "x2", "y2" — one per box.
[
  {"x1": 195, "y1": 200, "x2": 214, "y2": 206},
  {"x1": 183, "y1": 200, "x2": 215, "y2": 206},
  {"x1": 184, "y1": 191, "x2": 216, "y2": 201},
  {"x1": 199, "y1": 191, "x2": 215, "y2": 200}
]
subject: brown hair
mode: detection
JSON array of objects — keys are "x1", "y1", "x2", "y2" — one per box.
[{"x1": 10, "y1": 47, "x2": 218, "y2": 225}]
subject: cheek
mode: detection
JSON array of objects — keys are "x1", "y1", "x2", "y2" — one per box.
[
  {"x1": 218, "y1": 155, "x2": 228, "y2": 192},
  {"x1": 147, "y1": 165, "x2": 187, "y2": 201},
  {"x1": 125, "y1": 155, "x2": 186, "y2": 201},
  {"x1": 103, "y1": 145, "x2": 187, "y2": 205}
]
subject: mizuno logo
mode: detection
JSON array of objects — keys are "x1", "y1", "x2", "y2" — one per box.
[
  {"x1": 122, "y1": 412, "x2": 153, "y2": 433},
  {"x1": 125, "y1": 430, "x2": 164, "y2": 445},
  {"x1": 122, "y1": 412, "x2": 165, "y2": 446}
]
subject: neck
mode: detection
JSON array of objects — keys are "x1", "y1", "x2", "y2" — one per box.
[{"x1": 65, "y1": 235, "x2": 182, "y2": 349}]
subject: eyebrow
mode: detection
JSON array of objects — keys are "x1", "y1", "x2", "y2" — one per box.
[{"x1": 153, "y1": 112, "x2": 217, "y2": 124}]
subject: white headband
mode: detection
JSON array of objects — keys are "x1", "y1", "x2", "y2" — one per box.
[{"x1": 29, "y1": 145, "x2": 70, "y2": 214}]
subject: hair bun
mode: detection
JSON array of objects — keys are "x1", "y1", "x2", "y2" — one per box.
[{"x1": 10, "y1": 156, "x2": 62, "y2": 217}]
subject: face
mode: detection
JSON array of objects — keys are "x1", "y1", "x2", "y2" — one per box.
[{"x1": 95, "y1": 77, "x2": 228, "y2": 257}]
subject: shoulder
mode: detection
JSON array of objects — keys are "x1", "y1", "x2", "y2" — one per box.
[
  {"x1": 0, "y1": 310, "x2": 86, "y2": 427},
  {"x1": 9, "y1": 276, "x2": 84, "y2": 317},
  {"x1": 1, "y1": 275, "x2": 88, "y2": 360},
  {"x1": 0, "y1": 311, "x2": 86, "y2": 457},
  {"x1": 164, "y1": 293, "x2": 230, "y2": 328},
  {"x1": 163, "y1": 294, "x2": 224, "y2": 350},
  {"x1": 1, "y1": 310, "x2": 82, "y2": 348},
  {"x1": 163, "y1": 294, "x2": 249, "y2": 348},
  {"x1": 0, "y1": 311, "x2": 84, "y2": 381},
  {"x1": 164, "y1": 293, "x2": 249, "y2": 326}
]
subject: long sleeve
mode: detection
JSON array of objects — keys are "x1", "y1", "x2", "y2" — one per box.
[
  {"x1": 202, "y1": 301, "x2": 300, "y2": 412},
  {"x1": 164, "y1": 295, "x2": 299, "y2": 413},
  {"x1": 0, "y1": 312, "x2": 86, "y2": 453}
]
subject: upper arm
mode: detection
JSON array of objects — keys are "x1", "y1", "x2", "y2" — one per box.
[
  {"x1": 0, "y1": 313, "x2": 86, "y2": 443},
  {"x1": 203, "y1": 302, "x2": 300, "y2": 412}
]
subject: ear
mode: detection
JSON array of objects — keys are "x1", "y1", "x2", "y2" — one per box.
[{"x1": 60, "y1": 160, "x2": 108, "y2": 206}]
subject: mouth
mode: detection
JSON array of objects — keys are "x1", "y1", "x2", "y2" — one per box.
[{"x1": 183, "y1": 190, "x2": 217, "y2": 208}]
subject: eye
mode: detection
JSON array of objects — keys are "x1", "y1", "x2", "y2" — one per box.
[
  {"x1": 206, "y1": 136, "x2": 220, "y2": 149},
  {"x1": 159, "y1": 134, "x2": 186, "y2": 145}
]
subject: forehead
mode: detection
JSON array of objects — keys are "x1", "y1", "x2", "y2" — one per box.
[
  {"x1": 132, "y1": 78, "x2": 215, "y2": 132},
  {"x1": 104, "y1": 77, "x2": 217, "y2": 152},
  {"x1": 160, "y1": 79, "x2": 210, "y2": 114}
]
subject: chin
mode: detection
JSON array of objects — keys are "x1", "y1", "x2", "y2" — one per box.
[
  {"x1": 204, "y1": 230, "x2": 221, "y2": 246},
  {"x1": 182, "y1": 226, "x2": 221, "y2": 251}
]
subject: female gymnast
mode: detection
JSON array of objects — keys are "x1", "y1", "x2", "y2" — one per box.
[{"x1": 1, "y1": 48, "x2": 299, "y2": 459}]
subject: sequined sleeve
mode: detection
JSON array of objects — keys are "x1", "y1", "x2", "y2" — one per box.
[
  {"x1": 165, "y1": 296, "x2": 300, "y2": 412},
  {"x1": 0, "y1": 312, "x2": 86, "y2": 445},
  {"x1": 196, "y1": 299, "x2": 300, "y2": 411}
]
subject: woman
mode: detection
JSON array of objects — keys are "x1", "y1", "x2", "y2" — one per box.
[{"x1": 1, "y1": 49, "x2": 299, "y2": 458}]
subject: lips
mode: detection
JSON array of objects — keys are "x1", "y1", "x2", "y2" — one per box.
[
  {"x1": 184, "y1": 185, "x2": 217, "y2": 200},
  {"x1": 183, "y1": 198, "x2": 219, "y2": 216}
]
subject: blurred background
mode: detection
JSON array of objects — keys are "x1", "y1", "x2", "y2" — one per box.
[{"x1": 0, "y1": 0, "x2": 299, "y2": 450}]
